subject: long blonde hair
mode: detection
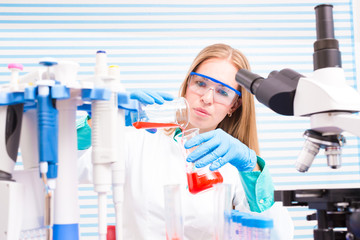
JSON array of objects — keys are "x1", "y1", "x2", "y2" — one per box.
[{"x1": 178, "y1": 43, "x2": 260, "y2": 155}]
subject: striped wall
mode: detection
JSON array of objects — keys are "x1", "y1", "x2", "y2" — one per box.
[{"x1": 1, "y1": 0, "x2": 359, "y2": 239}]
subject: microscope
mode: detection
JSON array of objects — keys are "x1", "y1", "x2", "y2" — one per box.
[{"x1": 235, "y1": 4, "x2": 360, "y2": 240}]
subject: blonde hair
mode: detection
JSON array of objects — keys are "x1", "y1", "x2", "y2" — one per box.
[
  {"x1": 177, "y1": 43, "x2": 260, "y2": 155},
  {"x1": 180, "y1": 44, "x2": 260, "y2": 155}
]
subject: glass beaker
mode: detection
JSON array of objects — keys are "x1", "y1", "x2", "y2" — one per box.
[
  {"x1": 176, "y1": 128, "x2": 223, "y2": 194},
  {"x1": 132, "y1": 97, "x2": 189, "y2": 130},
  {"x1": 164, "y1": 184, "x2": 184, "y2": 240}
]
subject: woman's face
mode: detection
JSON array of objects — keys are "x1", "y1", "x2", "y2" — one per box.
[{"x1": 185, "y1": 58, "x2": 241, "y2": 133}]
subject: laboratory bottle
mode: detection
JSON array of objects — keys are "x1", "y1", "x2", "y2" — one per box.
[
  {"x1": 176, "y1": 128, "x2": 223, "y2": 194},
  {"x1": 242, "y1": 215, "x2": 273, "y2": 240},
  {"x1": 230, "y1": 210, "x2": 240, "y2": 239},
  {"x1": 132, "y1": 97, "x2": 189, "y2": 129},
  {"x1": 231, "y1": 211, "x2": 252, "y2": 240}
]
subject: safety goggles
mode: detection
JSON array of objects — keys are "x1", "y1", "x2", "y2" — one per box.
[{"x1": 187, "y1": 72, "x2": 241, "y2": 106}]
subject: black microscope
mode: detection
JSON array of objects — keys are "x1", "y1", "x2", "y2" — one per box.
[{"x1": 235, "y1": 4, "x2": 360, "y2": 240}]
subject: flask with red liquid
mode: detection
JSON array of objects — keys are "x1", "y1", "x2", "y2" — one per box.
[
  {"x1": 176, "y1": 128, "x2": 223, "y2": 194},
  {"x1": 132, "y1": 97, "x2": 189, "y2": 130}
]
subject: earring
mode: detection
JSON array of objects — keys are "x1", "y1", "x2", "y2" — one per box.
[{"x1": 228, "y1": 112, "x2": 232, "y2": 118}]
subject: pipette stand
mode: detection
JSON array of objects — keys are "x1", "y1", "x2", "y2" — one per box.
[{"x1": 0, "y1": 51, "x2": 129, "y2": 240}]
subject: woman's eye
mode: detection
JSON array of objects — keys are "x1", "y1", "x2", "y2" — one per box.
[
  {"x1": 196, "y1": 80, "x2": 207, "y2": 87},
  {"x1": 217, "y1": 89, "x2": 229, "y2": 97}
]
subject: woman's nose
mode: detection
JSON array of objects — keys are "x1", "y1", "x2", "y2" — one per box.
[{"x1": 201, "y1": 87, "x2": 215, "y2": 104}]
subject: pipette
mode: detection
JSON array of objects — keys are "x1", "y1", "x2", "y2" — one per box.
[
  {"x1": 109, "y1": 65, "x2": 127, "y2": 240},
  {"x1": 37, "y1": 59, "x2": 59, "y2": 240},
  {"x1": 91, "y1": 51, "x2": 119, "y2": 240}
]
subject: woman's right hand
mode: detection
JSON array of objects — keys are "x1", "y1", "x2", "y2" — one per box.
[
  {"x1": 130, "y1": 90, "x2": 174, "y2": 105},
  {"x1": 129, "y1": 90, "x2": 174, "y2": 133}
]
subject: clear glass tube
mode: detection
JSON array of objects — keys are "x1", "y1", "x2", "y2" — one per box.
[
  {"x1": 164, "y1": 184, "x2": 184, "y2": 240},
  {"x1": 213, "y1": 184, "x2": 232, "y2": 240}
]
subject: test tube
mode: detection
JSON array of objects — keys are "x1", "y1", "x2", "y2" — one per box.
[
  {"x1": 164, "y1": 184, "x2": 184, "y2": 240},
  {"x1": 213, "y1": 183, "x2": 232, "y2": 240}
]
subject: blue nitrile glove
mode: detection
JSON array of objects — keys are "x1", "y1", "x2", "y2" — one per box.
[
  {"x1": 184, "y1": 129, "x2": 257, "y2": 172},
  {"x1": 130, "y1": 90, "x2": 174, "y2": 105},
  {"x1": 129, "y1": 90, "x2": 174, "y2": 133}
]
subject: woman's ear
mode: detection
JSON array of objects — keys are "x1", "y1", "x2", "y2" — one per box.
[{"x1": 229, "y1": 97, "x2": 242, "y2": 115}]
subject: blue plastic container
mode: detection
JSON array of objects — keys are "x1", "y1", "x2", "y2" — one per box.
[{"x1": 242, "y1": 215, "x2": 273, "y2": 240}]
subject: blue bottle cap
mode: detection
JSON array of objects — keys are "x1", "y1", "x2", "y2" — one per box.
[
  {"x1": 237, "y1": 212, "x2": 252, "y2": 224},
  {"x1": 242, "y1": 215, "x2": 273, "y2": 229},
  {"x1": 243, "y1": 216, "x2": 256, "y2": 228},
  {"x1": 231, "y1": 210, "x2": 239, "y2": 217},
  {"x1": 231, "y1": 211, "x2": 252, "y2": 224},
  {"x1": 231, "y1": 210, "x2": 239, "y2": 223},
  {"x1": 96, "y1": 50, "x2": 106, "y2": 54}
]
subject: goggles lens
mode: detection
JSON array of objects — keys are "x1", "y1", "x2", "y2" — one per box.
[{"x1": 188, "y1": 72, "x2": 241, "y2": 105}]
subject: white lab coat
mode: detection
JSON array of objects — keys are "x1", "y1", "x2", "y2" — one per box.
[{"x1": 78, "y1": 127, "x2": 294, "y2": 240}]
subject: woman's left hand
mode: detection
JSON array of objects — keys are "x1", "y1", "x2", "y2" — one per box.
[{"x1": 184, "y1": 129, "x2": 257, "y2": 172}]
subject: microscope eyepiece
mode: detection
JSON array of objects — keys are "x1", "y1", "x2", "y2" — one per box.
[
  {"x1": 235, "y1": 69, "x2": 264, "y2": 95},
  {"x1": 313, "y1": 4, "x2": 341, "y2": 70},
  {"x1": 315, "y1": 4, "x2": 335, "y2": 40},
  {"x1": 235, "y1": 68, "x2": 302, "y2": 116}
]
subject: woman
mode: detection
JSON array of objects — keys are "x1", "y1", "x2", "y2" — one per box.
[{"x1": 77, "y1": 43, "x2": 293, "y2": 239}]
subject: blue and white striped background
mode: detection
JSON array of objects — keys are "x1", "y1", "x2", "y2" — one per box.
[{"x1": 1, "y1": 0, "x2": 359, "y2": 239}]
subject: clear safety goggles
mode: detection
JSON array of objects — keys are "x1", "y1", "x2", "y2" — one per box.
[{"x1": 187, "y1": 72, "x2": 241, "y2": 106}]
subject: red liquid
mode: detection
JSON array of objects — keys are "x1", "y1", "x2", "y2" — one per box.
[
  {"x1": 132, "y1": 121, "x2": 180, "y2": 129},
  {"x1": 186, "y1": 171, "x2": 223, "y2": 194},
  {"x1": 166, "y1": 233, "x2": 181, "y2": 240},
  {"x1": 107, "y1": 225, "x2": 116, "y2": 240}
]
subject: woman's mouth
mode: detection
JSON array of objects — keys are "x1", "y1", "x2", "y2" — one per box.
[{"x1": 193, "y1": 108, "x2": 210, "y2": 117}]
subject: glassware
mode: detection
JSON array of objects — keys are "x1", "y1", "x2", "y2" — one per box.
[
  {"x1": 132, "y1": 97, "x2": 189, "y2": 130},
  {"x1": 176, "y1": 128, "x2": 223, "y2": 194},
  {"x1": 213, "y1": 183, "x2": 232, "y2": 240},
  {"x1": 164, "y1": 184, "x2": 184, "y2": 240}
]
